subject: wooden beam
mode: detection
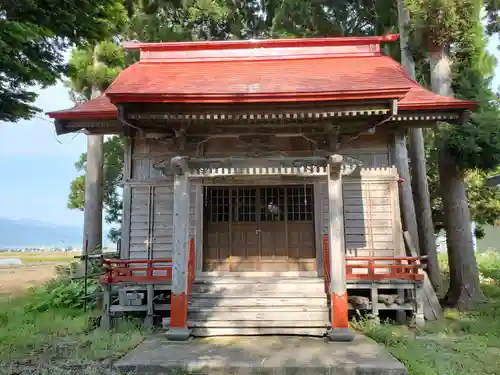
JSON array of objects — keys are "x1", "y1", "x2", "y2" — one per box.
[
  {"x1": 326, "y1": 154, "x2": 354, "y2": 342},
  {"x1": 166, "y1": 156, "x2": 191, "y2": 341}
]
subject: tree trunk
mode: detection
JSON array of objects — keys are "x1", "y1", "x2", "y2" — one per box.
[
  {"x1": 429, "y1": 47, "x2": 486, "y2": 308},
  {"x1": 392, "y1": 132, "x2": 420, "y2": 255},
  {"x1": 397, "y1": 0, "x2": 441, "y2": 293},
  {"x1": 83, "y1": 50, "x2": 104, "y2": 254},
  {"x1": 83, "y1": 133, "x2": 104, "y2": 253}
]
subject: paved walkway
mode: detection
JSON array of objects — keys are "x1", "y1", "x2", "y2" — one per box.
[{"x1": 114, "y1": 333, "x2": 407, "y2": 375}]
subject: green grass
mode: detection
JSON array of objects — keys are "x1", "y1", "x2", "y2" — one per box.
[
  {"x1": 355, "y1": 251, "x2": 500, "y2": 375},
  {"x1": 0, "y1": 252, "x2": 77, "y2": 263},
  {"x1": 2, "y1": 252, "x2": 500, "y2": 375},
  {"x1": 0, "y1": 276, "x2": 148, "y2": 374}
]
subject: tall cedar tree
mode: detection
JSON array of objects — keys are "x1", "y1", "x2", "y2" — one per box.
[
  {"x1": 66, "y1": 42, "x2": 126, "y2": 243},
  {"x1": 407, "y1": 0, "x2": 500, "y2": 308}
]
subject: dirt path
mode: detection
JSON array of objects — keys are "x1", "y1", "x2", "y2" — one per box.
[{"x1": 0, "y1": 263, "x2": 60, "y2": 296}]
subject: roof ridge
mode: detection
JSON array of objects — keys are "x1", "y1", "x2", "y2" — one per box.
[{"x1": 135, "y1": 53, "x2": 386, "y2": 65}]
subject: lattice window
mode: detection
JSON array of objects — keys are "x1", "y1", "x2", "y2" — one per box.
[
  {"x1": 206, "y1": 187, "x2": 230, "y2": 222},
  {"x1": 232, "y1": 187, "x2": 257, "y2": 222},
  {"x1": 287, "y1": 185, "x2": 313, "y2": 221},
  {"x1": 260, "y1": 187, "x2": 285, "y2": 221}
]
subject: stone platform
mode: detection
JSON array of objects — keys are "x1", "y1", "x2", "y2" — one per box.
[{"x1": 114, "y1": 333, "x2": 407, "y2": 375}]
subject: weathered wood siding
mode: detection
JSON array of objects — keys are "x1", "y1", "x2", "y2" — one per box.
[
  {"x1": 123, "y1": 137, "x2": 198, "y2": 260},
  {"x1": 122, "y1": 131, "x2": 403, "y2": 262},
  {"x1": 319, "y1": 134, "x2": 404, "y2": 258}
]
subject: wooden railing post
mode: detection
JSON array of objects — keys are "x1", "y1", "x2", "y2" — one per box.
[
  {"x1": 326, "y1": 155, "x2": 354, "y2": 342},
  {"x1": 166, "y1": 157, "x2": 191, "y2": 341}
]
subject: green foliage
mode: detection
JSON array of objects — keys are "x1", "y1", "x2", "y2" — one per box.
[
  {"x1": 0, "y1": 0, "x2": 127, "y2": 122},
  {"x1": 407, "y1": 0, "x2": 500, "y2": 172},
  {"x1": 26, "y1": 277, "x2": 100, "y2": 312},
  {"x1": 67, "y1": 41, "x2": 126, "y2": 99},
  {"x1": 25, "y1": 261, "x2": 104, "y2": 312},
  {"x1": 0, "y1": 297, "x2": 147, "y2": 368},
  {"x1": 355, "y1": 251, "x2": 500, "y2": 375},
  {"x1": 430, "y1": 160, "x2": 500, "y2": 235},
  {"x1": 484, "y1": 0, "x2": 500, "y2": 35}
]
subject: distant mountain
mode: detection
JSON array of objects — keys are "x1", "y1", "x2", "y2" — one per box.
[{"x1": 0, "y1": 218, "x2": 82, "y2": 248}]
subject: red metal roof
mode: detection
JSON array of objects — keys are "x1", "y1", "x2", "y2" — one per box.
[
  {"x1": 47, "y1": 34, "x2": 475, "y2": 120},
  {"x1": 47, "y1": 95, "x2": 116, "y2": 120}
]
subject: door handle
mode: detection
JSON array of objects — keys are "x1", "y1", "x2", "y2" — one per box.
[{"x1": 256, "y1": 229, "x2": 261, "y2": 234}]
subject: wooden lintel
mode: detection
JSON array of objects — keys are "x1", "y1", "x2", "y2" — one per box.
[{"x1": 154, "y1": 155, "x2": 362, "y2": 177}]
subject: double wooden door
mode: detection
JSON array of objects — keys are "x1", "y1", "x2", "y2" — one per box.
[{"x1": 203, "y1": 185, "x2": 316, "y2": 272}]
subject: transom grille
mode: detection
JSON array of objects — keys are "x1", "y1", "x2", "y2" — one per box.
[{"x1": 205, "y1": 185, "x2": 313, "y2": 223}]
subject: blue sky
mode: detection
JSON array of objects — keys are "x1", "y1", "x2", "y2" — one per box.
[{"x1": 0, "y1": 36, "x2": 499, "y2": 228}]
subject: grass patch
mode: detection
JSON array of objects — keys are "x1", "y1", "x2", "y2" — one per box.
[
  {"x1": 0, "y1": 263, "x2": 149, "y2": 375},
  {"x1": 356, "y1": 251, "x2": 500, "y2": 375},
  {"x1": 0, "y1": 252, "x2": 77, "y2": 263}
]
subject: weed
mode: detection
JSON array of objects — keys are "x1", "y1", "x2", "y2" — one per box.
[{"x1": 357, "y1": 251, "x2": 500, "y2": 375}]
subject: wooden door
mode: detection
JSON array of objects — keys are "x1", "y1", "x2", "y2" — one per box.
[
  {"x1": 203, "y1": 185, "x2": 315, "y2": 272},
  {"x1": 230, "y1": 187, "x2": 260, "y2": 271}
]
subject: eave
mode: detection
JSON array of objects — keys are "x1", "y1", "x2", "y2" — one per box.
[{"x1": 106, "y1": 88, "x2": 410, "y2": 105}]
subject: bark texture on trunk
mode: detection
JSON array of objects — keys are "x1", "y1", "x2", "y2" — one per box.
[
  {"x1": 392, "y1": 132, "x2": 420, "y2": 254},
  {"x1": 397, "y1": 0, "x2": 441, "y2": 293},
  {"x1": 408, "y1": 128, "x2": 442, "y2": 292},
  {"x1": 83, "y1": 77, "x2": 104, "y2": 254},
  {"x1": 429, "y1": 47, "x2": 486, "y2": 308},
  {"x1": 83, "y1": 134, "x2": 104, "y2": 253}
]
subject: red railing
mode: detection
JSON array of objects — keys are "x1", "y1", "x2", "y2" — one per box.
[
  {"x1": 100, "y1": 258, "x2": 173, "y2": 284},
  {"x1": 322, "y1": 234, "x2": 425, "y2": 285},
  {"x1": 346, "y1": 256, "x2": 425, "y2": 281},
  {"x1": 100, "y1": 239, "x2": 196, "y2": 286}
]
